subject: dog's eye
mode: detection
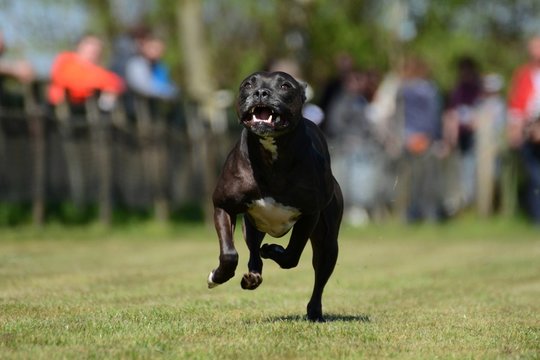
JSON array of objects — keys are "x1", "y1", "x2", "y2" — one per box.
[
  {"x1": 243, "y1": 82, "x2": 253, "y2": 90},
  {"x1": 280, "y1": 82, "x2": 292, "y2": 90}
]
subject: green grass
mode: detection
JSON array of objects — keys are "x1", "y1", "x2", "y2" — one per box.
[{"x1": 1, "y1": 219, "x2": 539, "y2": 359}]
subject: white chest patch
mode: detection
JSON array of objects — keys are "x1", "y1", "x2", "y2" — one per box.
[
  {"x1": 259, "y1": 137, "x2": 278, "y2": 161},
  {"x1": 247, "y1": 197, "x2": 301, "y2": 237}
]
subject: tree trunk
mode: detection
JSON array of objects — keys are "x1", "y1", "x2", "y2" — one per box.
[
  {"x1": 177, "y1": 0, "x2": 218, "y2": 224},
  {"x1": 475, "y1": 107, "x2": 496, "y2": 217}
]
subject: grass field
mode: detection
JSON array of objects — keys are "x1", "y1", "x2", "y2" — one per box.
[{"x1": 1, "y1": 219, "x2": 539, "y2": 359}]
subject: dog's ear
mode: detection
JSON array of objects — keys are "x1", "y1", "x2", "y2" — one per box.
[{"x1": 300, "y1": 81, "x2": 307, "y2": 103}]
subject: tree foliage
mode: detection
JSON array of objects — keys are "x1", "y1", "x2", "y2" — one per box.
[
  {"x1": 150, "y1": 0, "x2": 540, "y2": 95},
  {"x1": 4, "y1": 0, "x2": 540, "y2": 95}
]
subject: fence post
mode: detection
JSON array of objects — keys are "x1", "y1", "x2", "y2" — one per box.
[
  {"x1": 500, "y1": 151, "x2": 519, "y2": 217},
  {"x1": 24, "y1": 83, "x2": 46, "y2": 226},
  {"x1": 201, "y1": 125, "x2": 215, "y2": 225},
  {"x1": 134, "y1": 95, "x2": 170, "y2": 223},
  {"x1": 150, "y1": 100, "x2": 170, "y2": 223},
  {"x1": 55, "y1": 98, "x2": 86, "y2": 207},
  {"x1": 86, "y1": 95, "x2": 112, "y2": 226}
]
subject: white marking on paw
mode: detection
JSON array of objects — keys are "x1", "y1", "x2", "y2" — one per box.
[
  {"x1": 259, "y1": 137, "x2": 278, "y2": 161},
  {"x1": 207, "y1": 270, "x2": 219, "y2": 289},
  {"x1": 247, "y1": 197, "x2": 301, "y2": 237}
]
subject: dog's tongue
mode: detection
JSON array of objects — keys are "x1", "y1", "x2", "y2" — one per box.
[{"x1": 254, "y1": 108, "x2": 273, "y2": 122}]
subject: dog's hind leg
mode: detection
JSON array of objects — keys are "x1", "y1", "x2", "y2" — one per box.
[
  {"x1": 241, "y1": 215, "x2": 265, "y2": 290},
  {"x1": 260, "y1": 213, "x2": 318, "y2": 269},
  {"x1": 307, "y1": 189, "x2": 343, "y2": 322}
]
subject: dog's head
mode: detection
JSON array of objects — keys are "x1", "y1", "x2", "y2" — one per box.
[{"x1": 237, "y1": 71, "x2": 306, "y2": 137}]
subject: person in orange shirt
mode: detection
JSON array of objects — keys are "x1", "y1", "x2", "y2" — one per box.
[
  {"x1": 48, "y1": 34, "x2": 124, "y2": 106},
  {"x1": 507, "y1": 35, "x2": 540, "y2": 225}
]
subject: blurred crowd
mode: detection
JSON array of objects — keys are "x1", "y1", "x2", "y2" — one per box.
[
  {"x1": 1, "y1": 27, "x2": 540, "y2": 227},
  {"x1": 1, "y1": 26, "x2": 179, "y2": 112},
  {"x1": 312, "y1": 37, "x2": 540, "y2": 227}
]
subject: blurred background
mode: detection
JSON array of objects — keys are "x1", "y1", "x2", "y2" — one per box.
[{"x1": 1, "y1": 0, "x2": 540, "y2": 228}]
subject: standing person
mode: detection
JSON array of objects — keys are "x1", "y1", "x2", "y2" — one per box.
[
  {"x1": 125, "y1": 35, "x2": 178, "y2": 100},
  {"x1": 507, "y1": 35, "x2": 540, "y2": 226},
  {"x1": 446, "y1": 56, "x2": 483, "y2": 208},
  {"x1": 398, "y1": 56, "x2": 446, "y2": 223},
  {"x1": 0, "y1": 30, "x2": 34, "y2": 107},
  {"x1": 265, "y1": 58, "x2": 324, "y2": 125},
  {"x1": 109, "y1": 25, "x2": 151, "y2": 79},
  {"x1": 318, "y1": 52, "x2": 355, "y2": 133},
  {"x1": 325, "y1": 69, "x2": 384, "y2": 224},
  {"x1": 48, "y1": 34, "x2": 125, "y2": 107}
]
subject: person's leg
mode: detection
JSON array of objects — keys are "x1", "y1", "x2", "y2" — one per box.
[
  {"x1": 407, "y1": 153, "x2": 428, "y2": 222},
  {"x1": 424, "y1": 150, "x2": 443, "y2": 221},
  {"x1": 521, "y1": 142, "x2": 540, "y2": 225},
  {"x1": 460, "y1": 150, "x2": 476, "y2": 207}
]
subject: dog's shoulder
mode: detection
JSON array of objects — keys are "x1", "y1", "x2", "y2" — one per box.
[
  {"x1": 212, "y1": 133, "x2": 258, "y2": 210},
  {"x1": 303, "y1": 119, "x2": 331, "y2": 163}
]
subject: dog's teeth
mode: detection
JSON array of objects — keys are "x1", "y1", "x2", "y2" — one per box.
[
  {"x1": 252, "y1": 114, "x2": 257, "y2": 122},
  {"x1": 267, "y1": 115, "x2": 272, "y2": 122},
  {"x1": 275, "y1": 116, "x2": 280, "y2": 123}
]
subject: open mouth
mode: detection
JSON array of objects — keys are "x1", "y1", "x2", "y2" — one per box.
[
  {"x1": 248, "y1": 106, "x2": 280, "y2": 124},
  {"x1": 240, "y1": 103, "x2": 294, "y2": 136}
]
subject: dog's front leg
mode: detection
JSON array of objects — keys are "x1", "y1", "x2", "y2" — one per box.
[
  {"x1": 208, "y1": 207, "x2": 239, "y2": 288},
  {"x1": 240, "y1": 215, "x2": 265, "y2": 290},
  {"x1": 260, "y1": 213, "x2": 319, "y2": 269}
]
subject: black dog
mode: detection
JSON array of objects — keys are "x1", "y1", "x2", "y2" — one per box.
[{"x1": 207, "y1": 71, "x2": 343, "y2": 322}]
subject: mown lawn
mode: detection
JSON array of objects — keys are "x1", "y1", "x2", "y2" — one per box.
[{"x1": 0, "y1": 219, "x2": 539, "y2": 359}]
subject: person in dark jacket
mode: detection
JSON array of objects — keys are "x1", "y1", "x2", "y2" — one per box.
[{"x1": 398, "y1": 56, "x2": 446, "y2": 222}]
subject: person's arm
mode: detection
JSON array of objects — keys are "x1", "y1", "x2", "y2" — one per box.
[
  {"x1": 0, "y1": 60, "x2": 34, "y2": 83},
  {"x1": 48, "y1": 52, "x2": 124, "y2": 104},
  {"x1": 47, "y1": 53, "x2": 70, "y2": 104},
  {"x1": 91, "y1": 65, "x2": 124, "y2": 95},
  {"x1": 507, "y1": 67, "x2": 528, "y2": 148},
  {"x1": 151, "y1": 62, "x2": 178, "y2": 99},
  {"x1": 126, "y1": 57, "x2": 177, "y2": 99},
  {"x1": 126, "y1": 57, "x2": 153, "y2": 95}
]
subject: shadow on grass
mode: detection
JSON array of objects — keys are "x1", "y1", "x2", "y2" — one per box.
[{"x1": 265, "y1": 313, "x2": 371, "y2": 323}]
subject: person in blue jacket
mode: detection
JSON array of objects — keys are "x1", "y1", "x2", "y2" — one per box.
[{"x1": 125, "y1": 35, "x2": 178, "y2": 100}]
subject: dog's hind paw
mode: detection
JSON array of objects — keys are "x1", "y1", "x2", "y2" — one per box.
[
  {"x1": 260, "y1": 243, "x2": 285, "y2": 259},
  {"x1": 241, "y1": 272, "x2": 263, "y2": 290},
  {"x1": 207, "y1": 270, "x2": 219, "y2": 289},
  {"x1": 307, "y1": 302, "x2": 325, "y2": 322}
]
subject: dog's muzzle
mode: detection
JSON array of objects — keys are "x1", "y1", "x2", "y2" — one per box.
[{"x1": 240, "y1": 104, "x2": 292, "y2": 136}]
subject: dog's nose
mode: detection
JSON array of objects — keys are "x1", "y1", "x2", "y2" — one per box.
[{"x1": 254, "y1": 88, "x2": 271, "y2": 100}]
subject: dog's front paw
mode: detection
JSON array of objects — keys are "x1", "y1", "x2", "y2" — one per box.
[
  {"x1": 207, "y1": 270, "x2": 219, "y2": 289},
  {"x1": 241, "y1": 272, "x2": 263, "y2": 290},
  {"x1": 207, "y1": 251, "x2": 239, "y2": 289},
  {"x1": 207, "y1": 263, "x2": 236, "y2": 288}
]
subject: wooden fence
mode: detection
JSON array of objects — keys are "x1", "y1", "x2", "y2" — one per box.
[
  {"x1": 0, "y1": 81, "x2": 238, "y2": 226},
  {"x1": 0, "y1": 81, "x2": 522, "y2": 226}
]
